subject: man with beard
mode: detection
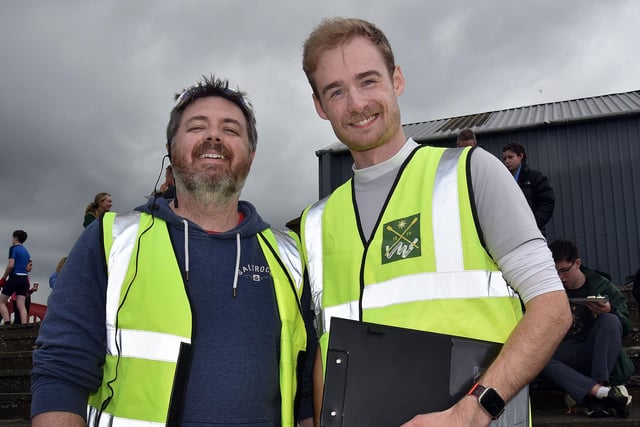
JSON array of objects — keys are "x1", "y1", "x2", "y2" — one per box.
[
  {"x1": 299, "y1": 18, "x2": 571, "y2": 426},
  {"x1": 31, "y1": 76, "x2": 315, "y2": 427}
]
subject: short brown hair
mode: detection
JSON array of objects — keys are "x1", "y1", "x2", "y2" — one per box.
[
  {"x1": 302, "y1": 17, "x2": 395, "y2": 97},
  {"x1": 166, "y1": 75, "x2": 257, "y2": 156},
  {"x1": 456, "y1": 128, "x2": 476, "y2": 146}
]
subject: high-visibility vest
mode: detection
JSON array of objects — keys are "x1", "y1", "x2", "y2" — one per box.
[
  {"x1": 302, "y1": 146, "x2": 523, "y2": 362},
  {"x1": 87, "y1": 211, "x2": 307, "y2": 426}
]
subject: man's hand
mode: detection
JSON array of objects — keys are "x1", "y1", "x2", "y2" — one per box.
[{"x1": 400, "y1": 395, "x2": 491, "y2": 427}]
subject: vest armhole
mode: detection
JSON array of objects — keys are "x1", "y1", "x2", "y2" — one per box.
[
  {"x1": 466, "y1": 147, "x2": 493, "y2": 262},
  {"x1": 100, "y1": 213, "x2": 115, "y2": 278},
  {"x1": 166, "y1": 342, "x2": 193, "y2": 426},
  {"x1": 258, "y1": 231, "x2": 303, "y2": 314}
]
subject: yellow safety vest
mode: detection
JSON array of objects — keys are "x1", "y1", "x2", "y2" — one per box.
[
  {"x1": 302, "y1": 145, "x2": 523, "y2": 361},
  {"x1": 87, "y1": 211, "x2": 307, "y2": 426}
]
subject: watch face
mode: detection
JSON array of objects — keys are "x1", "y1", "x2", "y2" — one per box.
[{"x1": 480, "y1": 387, "x2": 506, "y2": 419}]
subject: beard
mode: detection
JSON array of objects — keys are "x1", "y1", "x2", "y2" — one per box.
[
  {"x1": 171, "y1": 143, "x2": 252, "y2": 205},
  {"x1": 333, "y1": 103, "x2": 402, "y2": 153}
]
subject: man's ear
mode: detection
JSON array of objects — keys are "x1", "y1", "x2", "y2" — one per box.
[
  {"x1": 575, "y1": 258, "x2": 582, "y2": 268},
  {"x1": 393, "y1": 65, "x2": 406, "y2": 97},
  {"x1": 312, "y1": 93, "x2": 329, "y2": 120}
]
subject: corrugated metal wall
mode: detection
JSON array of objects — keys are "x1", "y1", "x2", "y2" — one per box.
[{"x1": 317, "y1": 116, "x2": 640, "y2": 285}]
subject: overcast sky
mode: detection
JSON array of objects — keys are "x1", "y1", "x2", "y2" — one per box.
[{"x1": 1, "y1": 0, "x2": 639, "y2": 305}]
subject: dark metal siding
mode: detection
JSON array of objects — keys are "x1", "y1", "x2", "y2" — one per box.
[
  {"x1": 472, "y1": 117, "x2": 640, "y2": 285},
  {"x1": 318, "y1": 150, "x2": 354, "y2": 198},
  {"x1": 317, "y1": 116, "x2": 640, "y2": 285}
]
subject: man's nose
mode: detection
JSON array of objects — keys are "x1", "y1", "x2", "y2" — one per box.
[
  {"x1": 205, "y1": 127, "x2": 222, "y2": 141},
  {"x1": 347, "y1": 89, "x2": 368, "y2": 112}
]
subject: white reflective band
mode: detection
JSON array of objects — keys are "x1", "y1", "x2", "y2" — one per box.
[
  {"x1": 271, "y1": 229, "x2": 304, "y2": 291},
  {"x1": 321, "y1": 300, "x2": 360, "y2": 334},
  {"x1": 304, "y1": 198, "x2": 329, "y2": 320},
  {"x1": 87, "y1": 406, "x2": 165, "y2": 427},
  {"x1": 432, "y1": 148, "x2": 464, "y2": 272},
  {"x1": 107, "y1": 212, "x2": 142, "y2": 328},
  {"x1": 320, "y1": 271, "x2": 514, "y2": 334},
  {"x1": 106, "y1": 328, "x2": 191, "y2": 362},
  {"x1": 362, "y1": 270, "x2": 515, "y2": 310}
]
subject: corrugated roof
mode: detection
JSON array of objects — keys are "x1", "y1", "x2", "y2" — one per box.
[
  {"x1": 318, "y1": 90, "x2": 640, "y2": 153},
  {"x1": 408, "y1": 89, "x2": 640, "y2": 141}
]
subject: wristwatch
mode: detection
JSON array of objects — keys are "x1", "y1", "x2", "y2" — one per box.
[{"x1": 467, "y1": 383, "x2": 506, "y2": 420}]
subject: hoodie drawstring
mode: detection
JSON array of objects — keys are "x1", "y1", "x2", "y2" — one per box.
[
  {"x1": 232, "y1": 232, "x2": 241, "y2": 297},
  {"x1": 181, "y1": 218, "x2": 240, "y2": 296}
]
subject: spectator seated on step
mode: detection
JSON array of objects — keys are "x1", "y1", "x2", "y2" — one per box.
[{"x1": 542, "y1": 239, "x2": 634, "y2": 418}]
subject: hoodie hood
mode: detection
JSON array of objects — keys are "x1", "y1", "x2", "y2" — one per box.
[{"x1": 136, "y1": 196, "x2": 270, "y2": 238}]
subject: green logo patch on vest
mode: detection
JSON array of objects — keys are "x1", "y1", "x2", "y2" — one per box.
[{"x1": 382, "y1": 214, "x2": 421, "y2": 264}]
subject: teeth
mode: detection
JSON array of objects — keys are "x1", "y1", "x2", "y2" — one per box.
[
  {"x1": 200, "y1": 153, "x2": 225, "y2": 159},
  {"x1": 353, "y1": 115, "x2": 376, "y2": 126}
]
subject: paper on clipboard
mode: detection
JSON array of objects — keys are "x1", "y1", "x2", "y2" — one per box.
[{"x1": 568, "y1": 296, "x2": 608, "y2": 305}]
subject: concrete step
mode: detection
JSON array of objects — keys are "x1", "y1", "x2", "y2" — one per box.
[
  {"x1": 0, "y1": 393, "x2": 31, "y2": 422},
  {"x1": 531, "y1": 384, "x2": 640, "y2": 425},
  {"x1": 0, "y1": 421, "x2": 31, "y2": 427},
  {"x1": 0, "y1": 369, "x2": 30, "y2": 394},
  {"x1": 532, "y1": 408, "x2": 640, "y2": 426},
  {"x1": 0, "y1": 324, "x2": 39, "y2": 354},
  {"x1": 0, "y1": 351, "x2": 33, "y2": 371}
]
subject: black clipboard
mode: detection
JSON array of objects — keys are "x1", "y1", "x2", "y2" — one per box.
[{"x1": 320, "y1": 318, "x2": 529, "y2": 427}]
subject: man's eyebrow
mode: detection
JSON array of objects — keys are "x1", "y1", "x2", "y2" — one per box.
[
  {"x1": 184, "y1": 116, "x2": 243, "y2": 128},
  {"x1": 356, "y1": 70, "x2": 383, "y2": 81},
  {"x1": 184, "y1": 115, "x2": 208, "y2": 124},
  {"x1": 221, "y1": 117, "x2": 243, "y2": 128},
  {"x1": 320, "y1": 70, "x2": 383, "y2": 98},
  {"x1": 320, "y1": 81, "x2": 342, "y2": 98}
]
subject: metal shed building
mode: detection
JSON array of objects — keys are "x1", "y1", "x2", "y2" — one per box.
[{"x1": 314, "y1": 90, "x2": 640, "y2": 285}]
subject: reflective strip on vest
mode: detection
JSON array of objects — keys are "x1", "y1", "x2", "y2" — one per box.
[
  {"x1": 106, "y1": 329, "x2": 187, "y2": 362},
  {"x1": 322, "y1": 270, "x2": 513, "y2": 332},
  {"x1": 271, "y1": 229, "x2": 304, "y2": 292},
  {"x1": 87, "y1": 406, "x2": 164, "y2": 427},
  {"x1": 303, "y1": 197, "x2": 328, "y2": 322},
  {"x1": 105, "y1": 212, "x2": 191, "y2": 358},
  {"x1": 432, "y1": 148, "x2": 463, "y2": 272}
]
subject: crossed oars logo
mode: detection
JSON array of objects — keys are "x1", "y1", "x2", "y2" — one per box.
[{"x1": 384, "y1": 216, "x2": 420, "y2": 257}]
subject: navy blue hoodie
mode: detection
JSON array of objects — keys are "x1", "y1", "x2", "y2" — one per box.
[{"x1": 31, "y1": 197, "x2": 314, "y2": 426}]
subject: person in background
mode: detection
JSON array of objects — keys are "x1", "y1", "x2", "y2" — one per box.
[
  {"x1": 456, "y1": 128, "x2": 478, "y2": 147},
  {"x1": 31, "y1": 75, "x2": 315, "y2": 427},
  {"x1": 544, "y1": 239, "x2": 633, "y2": 418},
  {"x1": 300, "y1": 17, "x2": 571, "y2": 426},
  {"x1": 48, "y1": 256, "x2": 67, "y2": 289},
  {"x1": 11, "y1": 259, "x2": 38, "y2": 324},
  {"x1": 502, "y1": 142, "x2": 555, "y2": 234},
  {"x1": 83, "y1": 192, "x2": 113, "y2": 228},
  {"x1": 1, "y1": 230, "x2": 31, "y2": 325},
  {"x1": 158, "y1": 165, "x2": 176, "y2": 199}
]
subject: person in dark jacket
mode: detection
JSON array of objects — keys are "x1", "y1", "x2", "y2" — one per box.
[
  {"x1": 544, "y1": 239, "x2": 634, "y2": 418},
  {"x1": 502, "y1": 142, "x2": 555, "y2": 234}
]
